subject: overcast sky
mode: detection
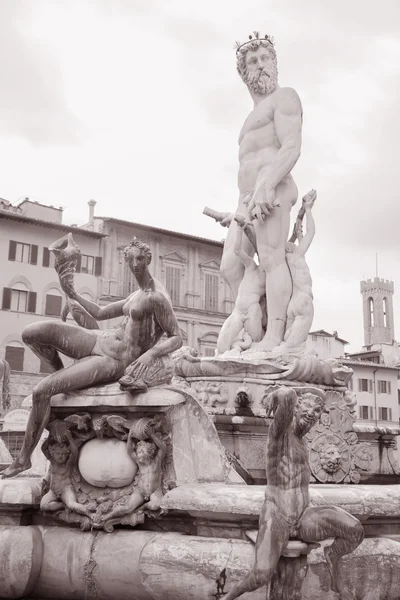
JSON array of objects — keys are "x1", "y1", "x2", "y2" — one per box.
[{"x1": 1, "y1": 0, "x2": 399, "y2": 352}]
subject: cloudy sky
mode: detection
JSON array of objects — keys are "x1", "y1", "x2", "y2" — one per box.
[{"x1": 1, "y1": 0, "x2": 399, "y2": 352}]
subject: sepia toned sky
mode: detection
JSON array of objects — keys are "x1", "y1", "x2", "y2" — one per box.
[{"x1": 1, "y1": 0, "x2": 399, "y2": 352}]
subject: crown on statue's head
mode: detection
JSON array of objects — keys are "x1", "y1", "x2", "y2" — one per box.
[{"x1": 234, "y1": 31, "x2": 274, "y2": 54}]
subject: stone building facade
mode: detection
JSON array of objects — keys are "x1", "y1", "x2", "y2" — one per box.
[
  {"x1": 93, "y1": 215, "x2": 232, "y2": 356},
  {"x1": 0, "y1": 199, "x2": 105, "y2": 375},
  {"x1": 0, "y1": 199, "x2": 232, "y2": 414}
]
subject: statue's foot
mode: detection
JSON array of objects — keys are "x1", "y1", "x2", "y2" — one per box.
[{"x1": 0, "y1": 459, "x2": 32, "y2": 478}]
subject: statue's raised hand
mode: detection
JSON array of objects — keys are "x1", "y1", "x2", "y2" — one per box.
[{"x1": 302, "y1": 188, "x2": 317, "y2": 209}]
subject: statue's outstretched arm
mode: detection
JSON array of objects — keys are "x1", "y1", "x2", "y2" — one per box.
[
  {"x1": 70, "y1": 293, "x2": 126, "y2": 321},
  {"x1": 297, "y1": 207, "x2": 315, "y2": 255},
  {"x1": 265, "y1": 387, "x2": 297, "y2": 438}
]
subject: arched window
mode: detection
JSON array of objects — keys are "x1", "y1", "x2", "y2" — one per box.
[
  {"x1": 10, "y1": 282, "x2": 28, "y2": 312},
  {"x1": 383, "y1": 297, "x2": 389, "y2": 328},
  {"x1": 2, "y1": 282, "x2": 36, "y2": 313},
  {"x1": 368, "y1": 297, "x2": 374, "y2": 327}
]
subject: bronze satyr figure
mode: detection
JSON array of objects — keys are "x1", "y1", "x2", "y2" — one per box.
[
  {"x1": 1, "y1": 237, "x2": 182, "y2": 478},
  {"x1": 222, "y1": 387, "x2": 364, "y2": 600}
]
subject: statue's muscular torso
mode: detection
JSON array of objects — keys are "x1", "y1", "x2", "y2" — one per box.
[
  {"x1": 238, "y1": 88, "x2": 296, "y2": 201},
  {"x1": 93, "y1": 282, "x2": 173, "y2": 367},
  {"x1": 265, "y1": 428, "x2": 310, "y2": 526}
]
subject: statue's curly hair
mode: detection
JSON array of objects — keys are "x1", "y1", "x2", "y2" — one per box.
[
  {"x1": 236, "y1": 38, "x2": 277, "y2": 83},
  {"x1": 123, "y1": 237, "x2": 152, "y2": 265}
]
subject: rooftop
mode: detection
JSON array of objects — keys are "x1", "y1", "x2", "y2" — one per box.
[
  {"x1": 95, "y1": 216, "x2": 224, "y2": 247},
  {"x1": 340, "y1": 358, "x2": 400, "y2": 371},
  {"x1": 309, "y1": 329, "x2": 349, "y2": 346},
  {"x1": 0, "y1": 209, "x2": 106, "y2": 238}
]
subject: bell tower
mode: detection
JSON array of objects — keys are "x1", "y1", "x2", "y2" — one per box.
[{"x1": 360, "y1": 277, "x2": 394, "y2": 346}]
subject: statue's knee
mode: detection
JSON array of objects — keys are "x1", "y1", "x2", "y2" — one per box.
[
  {"x1": 22, "y1": 322, "x2": 43, "y2": 345},
  {"x1": 22, "y1": 323, "x2": 36, "y2": 345}
]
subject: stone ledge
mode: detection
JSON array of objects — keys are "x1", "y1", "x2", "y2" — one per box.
[
  {"x1": 0, "y1": 478, "x2": 42, "y2": 506},
  {"x1": 22, "y1": 385, "x2": 188, "y2": 412},
  {"x1": 161, "y1": 483, "x2": 400, "y2": 520}
]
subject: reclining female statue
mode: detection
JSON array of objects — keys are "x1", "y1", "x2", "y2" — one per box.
[{"x1": 1, "y1": 236, "x2": 182, "y2": 478}]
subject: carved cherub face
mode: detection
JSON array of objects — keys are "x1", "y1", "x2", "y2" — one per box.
[
  {"x1": 295, "y1": 394, "x2": 324, "y2": 433},
  {"x1": 318, "y1": 443, "x2": 341, "y2": 473},
  {"x1": 240, "y1": 43, "x2": 278, "y2": 95},
  {"x1": 135, "y1": 440, "x2": 157, "y2": 464},
  {"x1": 49, "y1": 442, "x2": 70, "y2": 465}
]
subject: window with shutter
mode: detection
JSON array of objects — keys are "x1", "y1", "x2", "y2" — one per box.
[
  {"x1": 379, "y1": 407, "x2": 389, "y2": 420},
  {"x1": 15, "y1": 242, "x2": 31, "y2": 263},
  {"x1": 80, "y1": 255, "x2": 95, "y2": 274},
  {"x1": 95, "y1": 256, "x2": 102, "y2": 276},
  {"x1": 205, "y1": 272, "x2": 219, "y2": 312},
  {"x1": 5, "y1": 346, "x2": 24, "y2": 371},
  {"x1": 30, "y1": 244, "x2": 38, "y2": 265},
  {"x1": 10, "y1": 289, "x2": 28, "y2": 312},
  {"x1": 166, "y1": 265, "x2": 181, "y2": 305},
  {"x1": 45, "y1": 294, "x2": 62, "y2": 316},
  {"x1": 8, "y1": 241, "x2": 17, "y2": 261},
  {"x1": 43, "y1": 247, "x2": 50, "y2": 267},
  {"x1": 2, "y1": 287, "x2": 11, "y2": 309},
  {"x1": 359, "y1": 406, "x2": 369, "y2": 419},
  {"x1": 27, "y1": 291, "x2": 37, "y2": 313}
]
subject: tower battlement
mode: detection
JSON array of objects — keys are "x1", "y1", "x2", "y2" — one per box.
[{"x1": 361, "y1": 277, "x2": 394, "y2": 295}]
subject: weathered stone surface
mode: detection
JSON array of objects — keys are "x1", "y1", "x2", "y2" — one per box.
[
  {"x1": 161, "y1": 483, "x2": 400, "y2": 520},
  {"x1": 0, "y1": 526, "x2": 398, "y2": 600},
  {"x1": 0, "y1": 525, "x2": 43, "y2": 598},
  {"x1": 78, "y1": 438, "x2": 137, "y2": 488},
  {"x1": 0, "y1": 439, "x2": 12, "y2": 465},
  {"x1": 23, "y1": 384, "x2": 187, "y2": 412},
  {"x1": 304, "y1": 537, "x2": 400, "y2": 600},
  {"x1": 0, "y1": 478, "x2": 42, "y2": 505},
  {"x1": 34, "y1": 527, "x2": 154, "y2": 600}
]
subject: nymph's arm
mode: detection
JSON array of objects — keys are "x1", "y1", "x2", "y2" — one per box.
[
  {"x1": 297, "y1": 207, "x2": 315, "y2": 255},
  {"x1": 69, "y1": 293, "x2": 126, "y2": 321},
  {"x1": 266, "y1": 387, "x2": 298, "y2": 438}
]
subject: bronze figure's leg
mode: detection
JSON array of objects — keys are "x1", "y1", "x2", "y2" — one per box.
[
  {"x1": 223, "y1": 503, "x2": 290, "y2": 600},
  {"x1": 298, "y1": 505, "x2": 364, "y2": 600},
  {"x1": 22, "y1": 321, "x2": 99, "y2": 372},
  {"x1": 2, "y1": 352, "x2": 124, "y2": 478}
]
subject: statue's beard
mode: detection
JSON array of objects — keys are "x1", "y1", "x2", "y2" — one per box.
[{"x1": 245, "y1": 65, "x2": 278, "y2": 95}]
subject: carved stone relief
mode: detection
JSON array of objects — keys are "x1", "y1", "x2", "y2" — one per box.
[{"x1": 40, "y1": 413, "x2": 172, "y2": 532}]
